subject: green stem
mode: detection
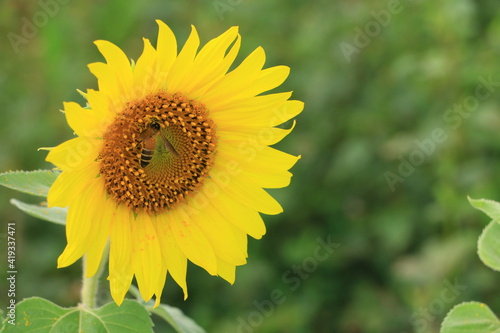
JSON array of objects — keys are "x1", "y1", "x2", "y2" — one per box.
[{"x1": 81, "y1": 241, "x2": 110, "y2": 308}]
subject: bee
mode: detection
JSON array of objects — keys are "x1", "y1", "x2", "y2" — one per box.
[{"x1": 139, "y1": 120, "x2": 178, "y2": 168}]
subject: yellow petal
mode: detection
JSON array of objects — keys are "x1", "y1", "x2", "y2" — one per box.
[
  {"x1": 108, "y1": 204, "x2": 134, "y2": 305},
  {"x1": 210, "y1": 190, "x2": 266, "y2": 239},
  {"x1": 153, "y1": 214, "x2": 188, "y2": 299},
  {"x1": 242, "y1": 65, "x2": 290, "y2": 99},
  {"x1": 155, "y1": 20, "x2": 177, "y2": 81},
  {"x1": 212, "y1": 97, "x2": 302, "y2": 135},
  {"x1": 218, "y1": 120, "x2": 296, "y2": 147},
  {"x1": 88, "y1": 62, "x2": 122, "y2": 111},
  {"x1": 133, "y1": 38, "x2": 159, "y2": 100},
  {"x1": 57, "y1": 177, "x2": 103, "y2": 267},
  {"x1": 85, "y1": 89, "x2": 112, "y2": 117},
  {"x1": 202, "y1": 47, "x2": 265, "y2": 108},
  {"x1": 153, "y1": 265, "x2": 167, "y2": 309},
  {"x1": 84, "y1": 197, "x2": 113, "y2": 277},
  {"x1": 64, "y1": 101, "x2": 111, "y2": 138},
  {"x1": 46, "y1": 137, "x2": 101, "y2": 172},
  {"x1": 190, "y1": 33, "x2": 241, "y2": 98},
  {"x1": 214, "y1": 154, "x2": 293, "y2": 188},
  {"x1": 216, "y1": 66, "x2": 290, "y2": 99},
  {"x1": 250, "y1": 66, "x2": 290, "y2": 96},
  {"x1": 218, "y1": 142, "x2": 300, "y2": 174},
  {"x1": 216, "y1": 173, "x2": 283, "y2": 215},
  {"x1": 152, "y1": 264, "x2": 167, "y2": 308},
  {"x1": 167, "y1": 25, "x2": 199, "y2": 92},
  {"x1": 269, "y1": 100, "x2": 304, "y2": 127},
  {"x1": 94, "y1": 40, "x2": 133, "y2": 96},
  {"x1": 169, "y1": 207, "x2": 217, "y2": 275},
  {"x1": 47, "y1": 162, "x2": 100, "y2": 208},
  {"x1": 210, "y1": 92, "x2": 291, "y2": 127},
  {"x1": 183, "y1": 27, "x2": 239, "y2": 96},
  {"x1": 241, "y1": 170, "x2": 293, "y2": 189},
  {"x1": 131, "y1": 214, "x2": 162, "y2": 302},
  {"x1": 217, "y1": 258, "x2": 236, "y2": 285},
  {"x1": 190, "y1": 199, "x2": 247, "y2": 265}
]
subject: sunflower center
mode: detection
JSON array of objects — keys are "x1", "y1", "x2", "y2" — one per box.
[{"x1": 99, "y1": 91, "x2": 217, "y2": 214}]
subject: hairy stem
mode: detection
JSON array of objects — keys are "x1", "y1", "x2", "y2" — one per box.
[{"x1": 81, "y1": 241, "x2": 110, "y2": 308}]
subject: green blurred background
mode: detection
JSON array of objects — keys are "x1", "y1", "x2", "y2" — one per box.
[{"x1": 2, "y1": 0, "x2": 500, "y2": 332}]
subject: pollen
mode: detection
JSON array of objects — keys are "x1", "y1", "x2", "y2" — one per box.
[{"x1": 99, "y1": 91, "x2": 217, "y2": 214}]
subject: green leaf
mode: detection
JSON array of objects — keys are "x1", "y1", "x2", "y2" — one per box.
[
  {"x1": 2, "y1": 297, "x2": 153, "y2": 333},
  {"x1": 10, "y1": 199, "x2": 66, "y2": 225},
  {"x1": 0, "y1": 170, "x2": 59, "y2": 198},
  {"x1": 91, "y1": 301, "x2": 154, "y2": 333},
  {"x1": 478, "y1": 220, "x2": 500, "y2": 272},
  {"x1": 441, "y1": 301, "x2": 500, "y2": 333},
  {"x1": 150, "y1": 304, "x2": 206, "y2": 333},
  {"x1": 468, "y1": 197, "x2": 500, "y2": 222}
]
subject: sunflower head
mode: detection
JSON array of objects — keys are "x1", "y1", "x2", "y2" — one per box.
[{"x1": 47, "y1": 20, "x2": 303, "y2": 307}]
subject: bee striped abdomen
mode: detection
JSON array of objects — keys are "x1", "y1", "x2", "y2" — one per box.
[{"x1": 140, "y1": 137, "x2": 157, "y2": 168}]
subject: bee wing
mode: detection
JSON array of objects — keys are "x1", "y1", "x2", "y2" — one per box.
[{"x1": 159, "y1": 132, "x2": 178, "y2": 157}]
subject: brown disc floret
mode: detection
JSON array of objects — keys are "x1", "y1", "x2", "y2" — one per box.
[{"x1": 99, "y1": 91, "x2": 217, "y2": 214}]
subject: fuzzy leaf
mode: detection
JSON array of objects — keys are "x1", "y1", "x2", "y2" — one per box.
[
  {"x1": 2, "y1": 297, "x2": 153, "y2": 333},
  {"x1": 0, "y1": 170, "x2": 59, "y2": 198},
  {"x1": 10, "y1": 199, "x2": 66, "y2": 225},
  {"x1": 477, "y1": 220, "x2": 500, "y2": 272},
  {"x1": 440, "y1": 301, "x2": 500, "y2": 333},
  {"x1": 468, "y1": 197, "x2": 500, "y2": 222}
]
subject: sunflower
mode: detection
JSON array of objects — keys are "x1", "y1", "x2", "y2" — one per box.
[{"x1": 46, "y1": 20, "x2": 303, "y2": 307}]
